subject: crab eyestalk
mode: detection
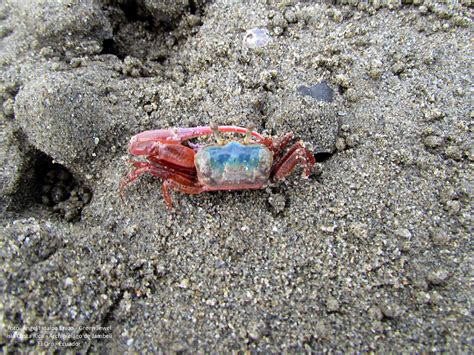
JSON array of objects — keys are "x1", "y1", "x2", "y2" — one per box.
[
  {"x1": 244, "y1": 123, "x2": 256, "y2": 144},
  {"x1": 210, "y1": 122, "x2": 224, "y2": 145}
]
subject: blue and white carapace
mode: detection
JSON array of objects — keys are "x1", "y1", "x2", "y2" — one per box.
[{"x1": 195, "y1": 141, "x2": 273, "y2": 189}]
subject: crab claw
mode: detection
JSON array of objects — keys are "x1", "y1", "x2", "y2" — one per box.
[
  {"x1": 129, "y1": 126, "x2": 266, "y2": 156},
  {"x1": 129, "y1": 128, "x2": 182, "y2": 155}
]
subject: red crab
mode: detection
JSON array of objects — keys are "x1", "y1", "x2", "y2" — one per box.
[{"x1": 120, "y1": 124, "x2": 316, "y2": 208}]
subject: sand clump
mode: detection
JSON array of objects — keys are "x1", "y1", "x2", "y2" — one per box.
[{"x1": 1, "y1": 0, "x2": 472, "y2": 352}]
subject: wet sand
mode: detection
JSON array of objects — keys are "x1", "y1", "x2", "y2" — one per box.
[{"x1": 1, "y1": 0, "x2": 472, "y2": 352}]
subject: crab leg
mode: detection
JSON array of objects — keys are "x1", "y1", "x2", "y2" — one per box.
[
  {"x1": 162, "y1": 178, "x2": 205, "y2": 208},
  {"x1": 119, "y1": 161, "x2": 196, "y2": 196},
  {"x1": 265, "y1": 132, "x2": 294, "y2": 159},
  {"x1": 271, "y1": 142, "x2": 316, "y2": 181},
  {"x1": 129, "y1": 126, "x2": 266, "y2": 156},
  {"x1": 119, "y1": 166, "x2": 152, "y2": 195}
]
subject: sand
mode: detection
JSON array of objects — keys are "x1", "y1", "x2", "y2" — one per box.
[{"x1": 1, "y1": 0, "x2": 472, "y2": 352}]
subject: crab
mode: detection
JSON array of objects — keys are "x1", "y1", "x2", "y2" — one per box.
[{"x1": 120, "y1": 124, "x2": 316, "y2": 209}]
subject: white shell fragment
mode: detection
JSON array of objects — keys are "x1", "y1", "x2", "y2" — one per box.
[{"x1": 243, "y1": 27, "x2": 271, "y2": 48}]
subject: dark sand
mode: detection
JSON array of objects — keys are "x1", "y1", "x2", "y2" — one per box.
[{"x1": 1, "y1": 0, "x2": 472, "y2": 352}]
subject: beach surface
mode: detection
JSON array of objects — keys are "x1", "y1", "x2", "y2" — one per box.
[{"x1": 1, "y1": 0, "x2": 472, "y2": 352}]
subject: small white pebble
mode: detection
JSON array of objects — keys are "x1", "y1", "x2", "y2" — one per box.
[
  {"x1": 394, "y1": 228, "x2": 412, "y2": 239},
  {"x1": 244, "y1": 28, "x2": 271, "y2": 48},
  {"x1": 206, "y1": 298, "x2": 217, "y2": 306},
  {"x1": 64, "y1": 277, "x2": 74, "y2": 287},
  {"x1": 179, "y1": 279, "x2": 190, "y2": 289},
  {"x1": 321, "y1": 225, "x2": 336, "y2": 233}
]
